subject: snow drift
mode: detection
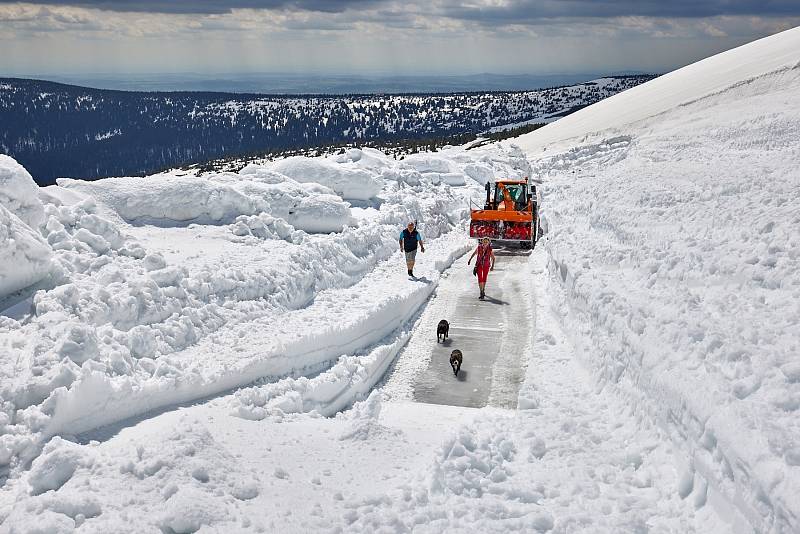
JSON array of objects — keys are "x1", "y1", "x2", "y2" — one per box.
[
  {"x1": 271, "y1": 156, "x2": 383, "y2": 201},
  {"x1": 59, "y1": 171, "x2": 356, "y2": 234},
  {"x1": 0, "y1": 156, "x2": 52, "y2": 300},
  {"x1": 0, "y1": 204, "x2": 52, "y2": 300},
  {"x1": 0, "y1": 154, "x2": 45, "y2": 228},
  {"x1": 517, "y1": 26, "x2": 800, "y2": 533},
  {"x1": 58, "y1": 175, "x2": 262, "y2": 226}
]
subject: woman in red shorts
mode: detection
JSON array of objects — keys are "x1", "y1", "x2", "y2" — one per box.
[{"x1": 467, "y1": 237, "x2": 496, "y2": 300}]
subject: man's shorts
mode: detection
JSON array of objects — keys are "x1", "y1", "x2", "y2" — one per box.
[{"x1": 404, "y1": 249, "x2": 417, "y2": 263}]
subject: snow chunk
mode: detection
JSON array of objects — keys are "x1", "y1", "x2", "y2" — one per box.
[
  {"x1": 401, "y1": 154, "x2": 457, "y2": 174},
  {"x1": 287, "y1": 194, "x2": 352, "y2": 234},
  {"x1": 431, "y1": 423, "x2": 516, "y2": 497},
  {"x1": 231, "y1": 213, "x2": 297, "y2": 240},
  {"x1": 0, "y1": 205, "x2": 53, "y2": 299},
  {"x1": 271, "y1": 156, "x2": 382, "y2": 201},
  {"x1": 428, "y1": 172, "x2": 466, "y2": 186},
  {"x1": 338, "y1": 391, "x2": 388, "y2": 441},
  {"x1": 0, "y1": 154, "x2": 45, "y2": 228},
  {"x1": 159, "y1": 486, "x2": 229, "y2": 533},
  {"x1": 463, "y1": 162, "x2": 495, "y2": 185},
  {"x1": 28, "y1": 437, "x2": 94, "y2": 495},
  {"x1": 10, "y1": 509, "x2": 75, "y2": 533},
  {"x1": 56, "y1": 324, "x2": 99, "y2": 365},
  {"x1": 331, "y1": 147, "x2": 395, "y2": 172}
]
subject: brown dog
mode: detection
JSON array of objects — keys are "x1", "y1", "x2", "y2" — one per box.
[
  {"x1": 449, "y1": 349, "x2": 462, "y2": 376},
  {"x1": 437, "y1": 320, "x2": 449, "y2": 343}
]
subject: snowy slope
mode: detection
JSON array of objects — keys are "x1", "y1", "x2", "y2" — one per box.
[
  {"x1": 517, "y1": 27, "x2": 800, "y2": 156},
  {"x1": 516, "y1": 26, "x2": 800, "y2": 532}
]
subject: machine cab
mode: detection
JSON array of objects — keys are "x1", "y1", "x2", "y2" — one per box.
[{"x1": 484, "y1": 181, "x2": 531, "y2": 212}]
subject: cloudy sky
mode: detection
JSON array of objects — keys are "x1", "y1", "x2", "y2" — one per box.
[{"x1": 1, "y1": 1, "x2": 798, "y2": 76}]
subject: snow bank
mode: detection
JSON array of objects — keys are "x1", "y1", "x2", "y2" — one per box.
[
  {"x1": 59, "y1": 169, "x2": 357, "y2": 234},
  {"x1": 41, "y1": 230, "x2": 470, "y2": 441},
  {"x1": 271, "y1": 156, "x2": 383, "y2": 200},
  {"x1": 331, "y1": 147, "x2": 396, "y2": 173},
  {"x1": 230, "y1": 239, "x2": 472, "y2": 421},
  {"x1": 0, "y1": 205, "x2": 53, "y2": 300},
  {"x1": 521, "y1": 29, "x2": 800, "y2": 533},
  {"x1": 233, "y1": 326, "x2": 412, "y2": 421},
  {"x1": 0, "y1": 154, "x2": 45, "y2": 228},
  {"x1": 400, "y1": 153, "x2": 457, "y2": 174},
  {"x1": 0, "y1": 156, "x2": 52, "y2": 300},
  {"x1": 58, "y1": 175, "x2": 262, "y2": 225}
]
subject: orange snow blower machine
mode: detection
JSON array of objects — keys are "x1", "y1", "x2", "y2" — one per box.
[{"x1": 469, "y1": 179, "x2": 541, "y2": 248}]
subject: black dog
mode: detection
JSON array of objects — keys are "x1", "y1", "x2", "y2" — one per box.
[
  {"x1": 437, "y1": 319, "x2": 449, "y2": 343},
  {"x1": 450, "y1": 349, "x2": 462, "y2": 376}
]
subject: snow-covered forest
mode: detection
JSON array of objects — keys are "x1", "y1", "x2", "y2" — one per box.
[{"x1": 0, "y1": 76, "x2": 652, "y2": 185}]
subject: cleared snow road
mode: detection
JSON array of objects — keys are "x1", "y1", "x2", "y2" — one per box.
[{"x1": 389, "y1": 248, "x2": 531, "y2": 409}]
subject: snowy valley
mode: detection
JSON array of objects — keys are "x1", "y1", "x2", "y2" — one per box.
[{"x1": 1, "y1": 25, "x2": 799, "y2": 534}]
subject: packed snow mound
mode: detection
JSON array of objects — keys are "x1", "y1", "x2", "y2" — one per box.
[
  {"x1": 0, "y1": 205, "x2": 53, "y2": 299},
  {"x1": 400, "y1": 153, "x2": 457, "y2": 174},
  {"x1": 516, "y1": 26, "x2": 800, "y2": 154},
  {"x1": 521, "y1": 27, "x2": 800, "y2": 533},
  {"x1": 271, "y1": 156, "x2": 383, "y2": 201},
  {"x1": 58, "y1": 175, "x2": 262, "y2": 225},
  {"x1": 56, "y1": 171, "x2": 355, "y2": 234},
  {"x1": 286, "y1": 194, "x2": 353, "y2": 234},
  {"x1": 38, "y1": 184, "x2": 91, "y2": 208},
  {"x1": 0, "y1": 154, "x2": 45, "y2": 228},
  {"x1": 217, "y1": 167, "x2": 353, "y2": 233},
  {"x1": 331, "y1": 147, "x2": 396, "y2": 172},
  {"x1": 237, "y1": 165, "x2": 336, "y2": 197}
]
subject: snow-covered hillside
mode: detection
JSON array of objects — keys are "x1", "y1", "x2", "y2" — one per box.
[{"x1": 516, "y1": 26, "x2": 800, "y2": 532}]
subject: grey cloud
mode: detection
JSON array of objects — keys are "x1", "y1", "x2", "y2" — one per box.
[
  {"x1": 437, "y1": 0, "x2": 800, "y2": 23},
  {"x1": 0, "y1": 0, "x2": 384, "y2": 14},
  {"x1": 2, "y1": 0, "x2": 799, "y2": 18}
]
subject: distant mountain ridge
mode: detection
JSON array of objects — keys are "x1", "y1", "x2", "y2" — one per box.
[{"x1": 0, "y1": 75, "x2": 655, "y2": 185}]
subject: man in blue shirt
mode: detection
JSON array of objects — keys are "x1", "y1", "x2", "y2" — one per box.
[{"x1": 399, "y1": 221, "x2": 425, "y2": 277}]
